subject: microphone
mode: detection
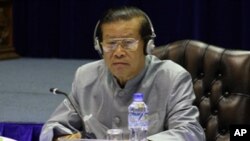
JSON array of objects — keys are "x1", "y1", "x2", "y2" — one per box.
[
  {"x1": 49, "y1": 88, "x2": 96, "y2": 139},
  {"x1": 50, "y1": 88, "x2": 68, "y2": 96}
]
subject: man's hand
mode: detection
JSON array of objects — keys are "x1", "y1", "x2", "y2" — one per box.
[{"x1": 55, "y1": 132, "x2": 81, "y2": 141}]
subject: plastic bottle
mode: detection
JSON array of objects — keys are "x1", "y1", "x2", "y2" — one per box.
[{"x1": 128, "y1": 93, "x2": 149, "y2": 141}]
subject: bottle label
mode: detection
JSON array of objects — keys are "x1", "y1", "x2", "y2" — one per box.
[{"x1": 128, "y1": 111, "x2": 148, "y2": 130}]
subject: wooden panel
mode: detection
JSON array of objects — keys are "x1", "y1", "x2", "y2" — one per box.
[{"x1": 0, "y1": 0, "x2": 19, "y2": 60}]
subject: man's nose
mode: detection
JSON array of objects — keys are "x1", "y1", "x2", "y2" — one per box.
[{"x1": 113, "y1": 44, "x2": 125, "y2": 57}]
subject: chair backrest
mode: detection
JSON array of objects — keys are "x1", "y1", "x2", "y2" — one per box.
[{"x1": 152, "y1": 39, "x2": 250, "y2": 141}]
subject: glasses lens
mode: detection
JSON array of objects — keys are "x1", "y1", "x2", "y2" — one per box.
[
  {"x1": 101, "y1": 40, "x2": 117, "y2": 52},
  {"x1": 122, "y1": 38, "x2": 138, "y2": 51}
]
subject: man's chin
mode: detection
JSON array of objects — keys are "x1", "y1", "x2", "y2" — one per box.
[
  {"x1": 114, "y1": 73, "x2": 127, "y2": 80},
  {"x1": 113, "y1": 73, "x2": 129, "y2": 80}
]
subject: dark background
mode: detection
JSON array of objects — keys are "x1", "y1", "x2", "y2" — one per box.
[{"x1": 13, "y1": 0, "x2": 250, "y2": 59}]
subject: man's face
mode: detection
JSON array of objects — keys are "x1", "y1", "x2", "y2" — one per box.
[{"x1": 101, "y1": 17, "x2": 145, "y2": 85}]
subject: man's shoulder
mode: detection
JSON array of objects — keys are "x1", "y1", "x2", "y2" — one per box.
[
  {"x1": 73, "y1": 60, "x2": 106, "y2": 84},
  {"x1": 146, "y1": 55, "x2": 192, "y2": 85},
  {"x1": 149, "y1": 55, "x2": 187, "y2": 73},
  {"x1": 73, "y1": 60, "x2": 107, "y2": 80},
  {"x1": 77, "y1": 59, "x2": 104, "y2": 72}
]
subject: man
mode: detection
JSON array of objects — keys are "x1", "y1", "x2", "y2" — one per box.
[{"x1": 40, "y1": 6, "x2": 206, "y2": 141}]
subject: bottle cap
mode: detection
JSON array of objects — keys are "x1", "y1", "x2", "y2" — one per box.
[{"x1": 133, "y1": 93, "x2": 144, "y2": 101}]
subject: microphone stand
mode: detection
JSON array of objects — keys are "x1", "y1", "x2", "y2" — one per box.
[{"x1": 50, "y1": 88, "x2": 96, "y2": 139}]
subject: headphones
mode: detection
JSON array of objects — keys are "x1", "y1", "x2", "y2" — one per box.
[{"x1": 93, "y1": 12, "x2": 156, "y2": 55}]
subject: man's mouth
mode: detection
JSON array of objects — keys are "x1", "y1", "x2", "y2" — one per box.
[{"x1": 112, "y1": 62, "x2": 129, "y2": 67}]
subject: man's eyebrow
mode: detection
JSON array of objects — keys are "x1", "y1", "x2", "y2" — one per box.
[{"x1": 104, "y1": 33, "x2": 134, "y2": 38}]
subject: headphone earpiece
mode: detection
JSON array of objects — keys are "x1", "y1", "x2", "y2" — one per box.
[
  {"x1": 93, "y1": 21, "x2": 103, "y2": 55},
  {"x1": 146, "y1": 39, "x2": 155, "y2": 55},
  {"x1": 94, "y1": 36, "x2": 102, "y2": 55}
]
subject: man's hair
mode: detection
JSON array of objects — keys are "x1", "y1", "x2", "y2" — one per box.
[{"x1": 96, "y1": 6, "x2": 153, "y2": 47}]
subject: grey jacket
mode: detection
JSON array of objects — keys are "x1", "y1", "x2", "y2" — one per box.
[{"x1": 40, "y1": 55, "x2": 205, "y2": 141}]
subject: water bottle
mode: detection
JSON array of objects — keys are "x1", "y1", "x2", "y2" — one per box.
[{"x1": 128, "y1": 93, "x2": 148, "y2": 141}]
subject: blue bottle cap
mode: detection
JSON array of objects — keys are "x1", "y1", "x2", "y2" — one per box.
[{"x1": 133, "y1": 93, "x2": 144, "y2": 101}]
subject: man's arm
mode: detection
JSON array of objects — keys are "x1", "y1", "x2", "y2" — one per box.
[
  {"x1": 39, "y1": 97, "x2": 83, "y2": 141},
  {"x1": 147, "y1": 71, "x2": 205, "y2": 141}
]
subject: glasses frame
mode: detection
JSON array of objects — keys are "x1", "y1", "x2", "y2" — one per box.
[{"x1": 101, "y1": 38, "x2": 139, "y2": 53}]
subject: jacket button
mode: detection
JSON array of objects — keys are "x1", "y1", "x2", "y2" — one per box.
[
  {"x1": 113, "y1": 116, "x2": 121, "y2": 125},
  {"x1": 118, "y1": 91, "x2": 126, "y2": 97}
]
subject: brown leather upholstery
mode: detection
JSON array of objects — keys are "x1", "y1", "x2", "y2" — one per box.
[{"x1": 152, "y1": 40, "x2": 250, "y2": 141}]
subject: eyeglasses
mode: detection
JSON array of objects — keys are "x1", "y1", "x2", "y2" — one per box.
[{"x1": 101, "y1": 38, "x2": 139, "y2": 53}]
